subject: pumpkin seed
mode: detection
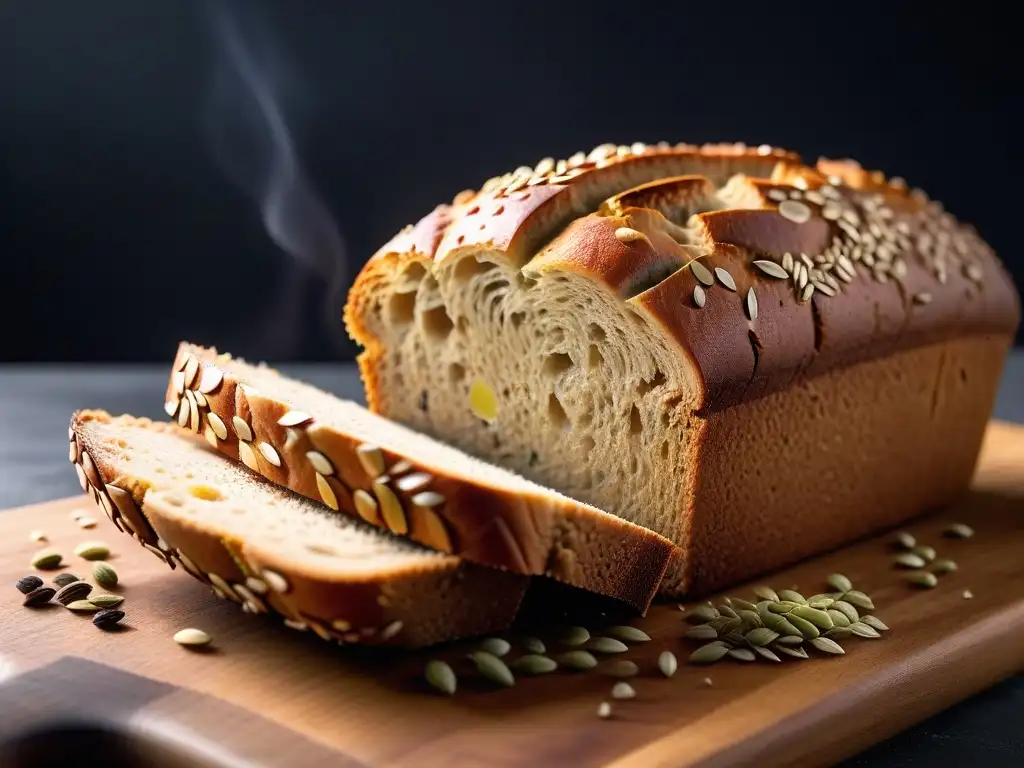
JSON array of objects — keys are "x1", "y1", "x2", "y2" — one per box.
[
  {"x1": 787, "y1": 614, "x2": 820, "y2": 640},
  {"x1": 31, "y1": 551, "x2": 63, "y2": 570},
  {"x1": 772, "y1": 643, "x2": 809, "y2": 659},
  {"x1": 810, "y1": 637, "x2": 845, "y2": 655},
  {"x1": 767, "y1": 602, "x2": 795, "y2": 614},
  {"x1": 775, "y1": 635, "x2": 804, "y2": 646},
  {"x1": 685, "y1": 606, "x2": 719, "y2": 624},
  {"x1": 943, "y1": 523, "x2": 974, "y2": 539},
  {"x1": 932, "y1": 558, "x2": 958, "y2": 574},
  {"x1": 843, "y1": 591, "x2": 875, "y2": 611},
  {"x1": 754, "y1": 646, "x2": 781, "y2": 663},
  {"x1": 557, "y1": 650, "x2": 598, "y2": 670},
  {"x1": 761, "y1": 612, "x2": 802, "y2": 636},
  {"x1": 604, "y1": 626, "x2": 651, "y2": 643},
  {"x1": 849, "y1": 622, "x2": 881, "y2": 638},
  {"x1": 424, "y1": 660, "x2": 457, "y2": 695},
  {"x1": 744, "y1": 628, "x2": 779, "y2": 646},
  {"x1": 907, "y1": 571, "x2": 938, "y2": 589},
  {"x1": 911, "y1": 545, "x2": 936, "y2": 562},
  {"x1": 827, "y1": 609, "x2": 852, "y2": 628},
  {"x1": 962, "y1": 590, "x2": 974, "y2": 599},
  {"x1": 752, "y1": 586, "x2": 780, "y2": 602},
  {"x1": 511, "y1": 654, "x2": 557, "y2": 675},
  {"x1": 716, "y1": 617, "x2": 743, "y2": 637},
  {"x1": 686, "y1": 624, "x2": 719, "y2": 641},
  {"x1": 832, "y1": 600, "x2": 860, "y2": 623},
  {"x1": 74, "y1": 542, "x2": 110, "y2": 561},
  {"x1": 92, "y1": 562, "x2": 118, "y2": 588},
  {"x1": 16, "y1": 575, "x2": 43, "y2": 594},
  {"x1": 827, "y1": 573, "x2": 852, "y2": 593},
  {"x1": 894, "y1": 553, "x2": 927, "y2": 569},
  {"x1": 860, "y1": 615, "x2": 889, "y2": 632},
  {"x1": 791, "y1": 605, "x2": 834, "y2": 630},
  {"x1": 588, "y1": 637, "x2": 629, "y2": 654},
  {"x1": 89, "y1": 594, "x2": 124, "y2": 608},
  {"x1": 736, "y1": 609, "x2": 762, "y2": 628},
  {"x1": 469, "y1": 651, "x2": 514, "y2": 687},
  {"x1": 777, "y1": 590, "x2": 806, "y2": 604},
  {"x1": 611, "y1": 682, "x2": 636, "y2": 700},
  {"x1": 658, "y1": 651, "x2": 678, "y2": 677},
  {"x1": 893, "y1": 531, "x2": 916, "y2": 549},
  {"x1": 824, "y1": 627, "x2": 853, "y2": 641},
  {"x1": 717, "y1": 605, "x2": 740, "y2": 620},
  {"x1": 479, "y1": 637, "x2": 511, "y2": 657},
  {"x1": 689, "y1": 642, "x2": 730, "y2": 664},
  {"x1": 727, "y1": 648, "x2": 756, "y2": 662},
  {"x1": 523, "y1": 637, "x2": 545, "y2": 654},
  {"x1": 65, "y1": 600, "x2": 100, "y2": 612},
  {"x1": 807, "y1": 598, "x2": 835, "y2": 610},
  {"x1": 597, "y1": 701, "x2": 612, "y2": 719},
  {"x1": 730, "y1": 598, "x2": 758, "y2": 612},
  {"x1": 559, "y1": 626, "x2": 591, "y2": 645},
  {"x1": 606, "y1": 660, "x2": 639, "y2": 678}
]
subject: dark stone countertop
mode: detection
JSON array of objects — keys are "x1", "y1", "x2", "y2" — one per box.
[{"x1": 1, "y1": 356, "x2": 1021, "y2": 766}]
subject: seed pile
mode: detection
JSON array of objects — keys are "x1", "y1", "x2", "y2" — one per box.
[
  {"x1": 891, "y1": 526, "x2": 971, "y2": 589},
  {"x1": 684, "y1": 574, "x2": 888, "y2": 664}
]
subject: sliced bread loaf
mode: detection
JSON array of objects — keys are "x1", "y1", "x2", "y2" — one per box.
[
  {"x1": 163, "y1": 343, "x2": 674, "y2": 612},
  {"x1": 69, "y1": 410, "x2": 528, "y2": 647}
]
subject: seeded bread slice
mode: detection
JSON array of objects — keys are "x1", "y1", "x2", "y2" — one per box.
[
  {"x1": 163, "y1": 343, "x2": 674, "y2": 612},
  {"x1": 69, "y1": 410, "x2": 527, "y2": 647}
]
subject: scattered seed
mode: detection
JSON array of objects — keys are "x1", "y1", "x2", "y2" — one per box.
[
  {"x1": 932, "y1": 558, "x2": 958, "y2": 574},
  {"x1": 604, "y1": 626, "x2": 651, "y2": 643},
  {"x1": 963, "y1": 590, "x2": 974, "y2": 599},
  {"x1": 479, "y1": 637, "x2": 511, "y2": 657},
  {"x1": 29, "y1": 530, "x2": 47, "y2": 543},
  {"x1": 16, "y1": 575, "x2": 43, "y2": 594},
  {"x1": 172, "y1": 628, "x2": 213, "y2": 647},
  {"x1": 727, "y1": 648, "x2": 756, "y2": 662},
  {"x1": 73, "y1": 542, "x2": 110, "y2": 561},
  {"x1": 512, "y1": 654, "x2": 558, "y2": 675},
  {"x1": 907, "y1": 571, "x2": 938, "y2": 589},
  {"x1": 657, "y1": 651, "x2": 678, "y2": 677},
  {"x1": 31, "y1": 551, "x2": 63, "y2": 570},
  {"x1": 686, "y1": 624, "x2": 719, "y2": 641},
  {"x1": 843, "y1": 591, "x2": 875, "y2": 611},
  {"x1": 523, "y1": 637, "x2": 545, "y2": 654},
  {"x1": 744, "y1": 628, "x2": 779, "y2": 646},
  {"x1": 588, "y1": 637, "x2": 629, "y2": 654},
  {"x1": 69, "y1": 508, "x2": 88, "y2": 521},
  {"x1": 425, "y1": 660, "x2": 457, "y2": 695},
  {"x1": 23, "y1": 586, "x2": 56, "y2": 607},
  {"x1": 911, "y1": 545, "x2": 936, "y2": 562},
  {"x1": 90, "y1": 594, "x2": 124, "y2": 608},
  {"x1": 77, "y1": 516, "x2": 98, "y2": 529},
  {"x1": 701, "y1": 676, "x2": 714, "y2": 687},
  {"x1": 943, "y1": 523, "x2": 974, "y2": 539},
  {"x1": 754, "y1": 646, "x2": 782, "y2": 663},
  {"x1": 810, "y1": 637, "x2": 845, "y2": 655},
  {"x1": 597, "y1": 701, "x2": 612, "y2": 719},
  {"x1": 894, "y1": 553, "x2": 927, "y2": 569},
  {"x1": 606, "y1": 660, "x2": 639, "y2": 678},
  {"x1": 827, "y1": 573, "x2": 852, "y2": 593},
  {"x1": 93, "y1": 609, "x2": 125, "y2": 630},
  {"x1": 556, "y1": 650, "x2": 598, "y2": 670},
  {"x1": 752, "y1": 586, "x2": 780, "y2": 602},
  {"x1": 685, "y1": 606, "x2": 718, "y2": 624},
  {"x1": 893, "y1": 532, "x2": 916, "y2": 549},
  {"x1": 54, "y1": 581, "x2": 93, "y2": 606},
  {"x1": 469, "y1": 651, "x2": 514, "y2": 687},
  {"x1": 92, "y1": 562, "x2": 118, "y2": 588},
  {"x1": 689, "y1": 642, "x2": 730, "y2": 664},
  {"x1": 611, "y1": 682, "x2": 636, "y2": 700},
  {"x1": 559, "y1": 626, "x2": 591, "y2": 645}
]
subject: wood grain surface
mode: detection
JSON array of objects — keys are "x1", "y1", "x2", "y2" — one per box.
[{"x1": 1, "y1": 421, "x2": 1022, "y2": 768}]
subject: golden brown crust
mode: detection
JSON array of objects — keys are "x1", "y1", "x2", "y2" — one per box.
[
  {"x1": 69, "y1": 409, "x2": 527, "y2": 647},
  {"x1": 167, "y1": 343, "x2": 675, "y2": 612}
]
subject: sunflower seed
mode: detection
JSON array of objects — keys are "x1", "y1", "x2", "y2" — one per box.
[
  {"x1": 89, "y1": 594, "x2": 124, "y2": 608},
  {"x1": 911, "y1": 545, "x2": 936, "y2": 562},
  {"x1": 787, "y1": 614, "x2": 820, "y2": 640},
  {"x1": 777, "y1": 590, "x2": 806, "y2": 604},
  {"x1": 686, "y1": 624, "x2": 719, "y2": 641},
  {"x1": 894, "y1": 552, "x2": 927, "y2": 569},
  {"x1": 772, "y1": 643, "x2": 810, "y2": 659},
  {"x1": 73, "y1": 542, "x2": 109, "y2": 561},
  {"x1": 714, "y1": 267, "x2": 737, "y2": 291},
  {"x1": 658, "y1": 651, "x2": 678, "y2": 677},
  {"x1": 604, "y1": 626, "x2": 651, "y2": 643},
  {"x1": 16, "y1": 575, "x2": 43, "y2": 594},
  {"x1": 66, "y1": 600, "x2": 101, "y2": 612},
  {"x1": 693, "y1": 284, "x2": 706, "y2": 308},
  {"x1": 685, "y1": 606, "x2": 719, "y2": 624},
  {"x1": 597, "y1": 701, "x2": 612, "y2": 719},
  {"x1": 31, "y1": 551, "x2": 63, "y2": 570},
  {"x1": 775, "y1": 635, "x2": 805, "y2": 646},
  {"x1": 512, "y1": 654, "x2": 558, "y2": 675},
  {"x1": 932, "y1": 558, "x2": 958, "y2": 574},
  {"x1": 469, "y1": 651, "x2": 514, "y2": 687},
  {"x1": 523, "y1": 637, "x2": 545, "y2": 654},
  {"x1": 744, "y1": 628, "x2": 779, "y2": 646},
  {"x1": 611, "y1": 682, "x2": 636, "y2": 700},
  {"x1": 557, "y1": 650, "x2": 598, "y2": 670},
  {"x1": 753, "y1": 586, "x2": 780, "y2": 602},
  {"x1": 753, "y1": 260, "x2": 789, "y2": 279},
  {"x1": 689, "y1": 642, "x2": 730, "y2": 664},
  {"x1": 754, "y1": 646, "x2": 782, "y2": 663},
  {"x1": 907, "y1": 571, "x2": 938, "y2": 588},
  {"x1": 943, "y1": 523, "x2": 974, "y2": 539},
  {"x1": 843, "y1": 591, "x2": 875, "y2": 610},
  {"x1": 810, "y1": 637, "x2": 845, "y2": 655},
  {"x1": 893, "y1": 531, "x2": 916, "y2": 549},
  {"x1": 606, "y1": 660, "x2": 640, "y2": 678},
  {"x1": 690, "y1": 261, "x2": 714, "y2": 286},
  {"x1": 23, "y1": 586, "x2": 56, "y2": 607},
  {"x1": 479, "y1": 637, "x2": 511, "y2": 657},
  {"x1": 93, "y1": 609, "x2": 125, "y2": 629},
  {"x1": 92, "y1": 562, "x2": 118, "y2": 588},
  {"x1": 54, "y1": 580, "x2": 92, "y2": 606},
  {"x1": 425, "y1": 660, "x2": 457, "y2": 695},
  {"x1": 791, "y1": 605, "x2": 834, "y2": 630},
  {"x1": 727, "y1": 648, "x2": 756, "y2": 662},
  {"x1": 559, "y1": 626, "x2": 591, "y2": 645},
  {"x1": 827, "y1": 573, "x2": 853, "y2": 593},
  {"x1": 588, "y1": 637, "x2": 629, "y2": 654}
]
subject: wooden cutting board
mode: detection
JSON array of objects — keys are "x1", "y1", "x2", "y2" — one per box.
[{"x1": 1, "y1": 422, "x2": 1023, "y2": 768}]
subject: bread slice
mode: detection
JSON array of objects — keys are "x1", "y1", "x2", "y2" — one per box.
[
  {"x1": 69, "y1": 410, "x2": 528, "y2": 647},
  {"x1": 162, "y1": 343, "x2": 673, "y2": 612},
  {"x1": 344, "y1": 141, "x2": 1021, "y2": 596}
]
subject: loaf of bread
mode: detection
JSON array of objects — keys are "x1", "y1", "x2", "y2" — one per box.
[
  {"x1": 69, "y1": 410, "x2": 529, "y2": 647},
  {"x1": 162, "y1": 343, "x2": 674, "y2": 612},
  {"x1": 345, "y1": 141, "x2": 1021, "y2": 596}
]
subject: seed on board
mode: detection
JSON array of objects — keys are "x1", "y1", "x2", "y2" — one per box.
[
  {"x1": 714, "y1": 267, "x2": 737, "y2": 291},
  {"x1": 23, "y1": 586, "x2": 56, "y2": 607},
  {"x1": 479, "y1": 637, "x2": 511, "y2": 657},
  {"x1": 827, "y1": 573, "x2": 853, "y2": 593},
  {"x1": 606, "y1": 659, "x2": 639, "y2": 678},
  {"x1": 690, "y1": 260, "x2": 714, "y2": 286},
  {"x1": 810, "y1": 637, "x2": 845, "y2": 655},
  {"x1": 894, "y1": 552, "x2": 927, "y2": 569},
  {"x1": 907, "y1": 571, "x2": 938, "y2": 589},
  {"x1": 65, "y1": 600, "x2": 101, "y2": 612},
  {"x1": 54, "y1": 580, "x2": 93, "y2": 606},
  {"x1": 893, "y1": 531, "x2": 916, "y2": 549},
  {"x1": 29, "y1": 530, "x2": 47, "y2": 543},
  {"x1": 53, "y1": 573, "x2": 80, "y2": 588},
  {"x1": 963, "y1": 590, "x2": 974, "y2": 599},
  {"x1": 778, "y1": 199, "x2": 812, "y2": 224},
  {"x1": 512, "y1": 654, "x2": 558, "y2": 675},
  {"x1": 73, "y1": 542, "x2": 110, "y2": 561},
  {"x1": 693, "y1": 284, "x2": 706, "y2": 308},
  {"x1": 588, "y1": 637, "x2": 629, "y2": 654},
  {"x1": 752, "y1": 586, "x2": 780, "y2": 602},
  {"x1": 657, "y1": 650, "x2": 679, "y2": 678},
  {"x1": 174, "y1": 628, "x2": 213, "y2": 647},
  {"x1": 753, "y1": 260, "x2": 789, "y2": 279},
  {"x1": 77, "y1": 516, "x2": 98, "y2": 529},
  {"x1": 604, "y1": 626, "x2": 651, "y2": 643},
  {"x1": 31, "y1": 551, "x2": 63, "y2": 570},
  {"x1": 611, "y1": 682, "x2": 636, "y2": 700},
  {"x1": 89, "y1": 594, "x2": 125, "y2": 608},
  {"x1": 943, "y1": 523, "x2": 975, "y2": 539},
  {"x1": 932, "y1": 558, "x2": 958, "y2": 574},
  {"x1": 16, "y1": 575, "x2": 43, "y2": 594},
  {"x1": 469, "y1": 651, "x2": 515, "y2": 687},
  {"x1": 93, "y1": 609, "x2": 125, "y2": 629},
  {"x1": 557, "y1": 650, "x2": 598, "y2": 670},
  {"x1": 597, "y1": 701, "x2": 612, "y2": 719},
  {"x1": 559, "y1": 626, "x2": 591, "y2": 646},
  {"x1": 727, "y1": 648, "x2": 756, "y2": 662},
  {"x1": 685, "y1": 605, "x2": 719, "y2": 624},
  {"x1": 69, "y1": 508, "x2": 88, "y2": 521},
  {"x1": 92, "y1": 562, "x2": 118, "y2": 588},
  {"x1": 911, "y1": 545, "x2": 936, "y2": 562},
  {"x1": 689, "y1": 642, "x2": 730, "y2": 665},
  {"x1": 424, "y1": 660, "x2": 457, "y2": 695}
]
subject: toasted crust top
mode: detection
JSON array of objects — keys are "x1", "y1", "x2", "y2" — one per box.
[{"x1": 351, "y1": 141, "x2": 1020, "y2": 411}]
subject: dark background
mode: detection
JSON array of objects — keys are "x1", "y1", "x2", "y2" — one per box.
[{"x1": 1, "y1": 0, "x2": 1018, "y2": 363}]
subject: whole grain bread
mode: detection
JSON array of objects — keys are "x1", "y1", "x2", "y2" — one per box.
[
  {"x1": 69, "y1": 410, "x2": 528, "y2": 647},
  {"x1": 344, "y1": 141, "x2": 1021, "y2": 596},
  {"x1": 163, "y1": 343, "x2": 674, "y2": 612}
]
